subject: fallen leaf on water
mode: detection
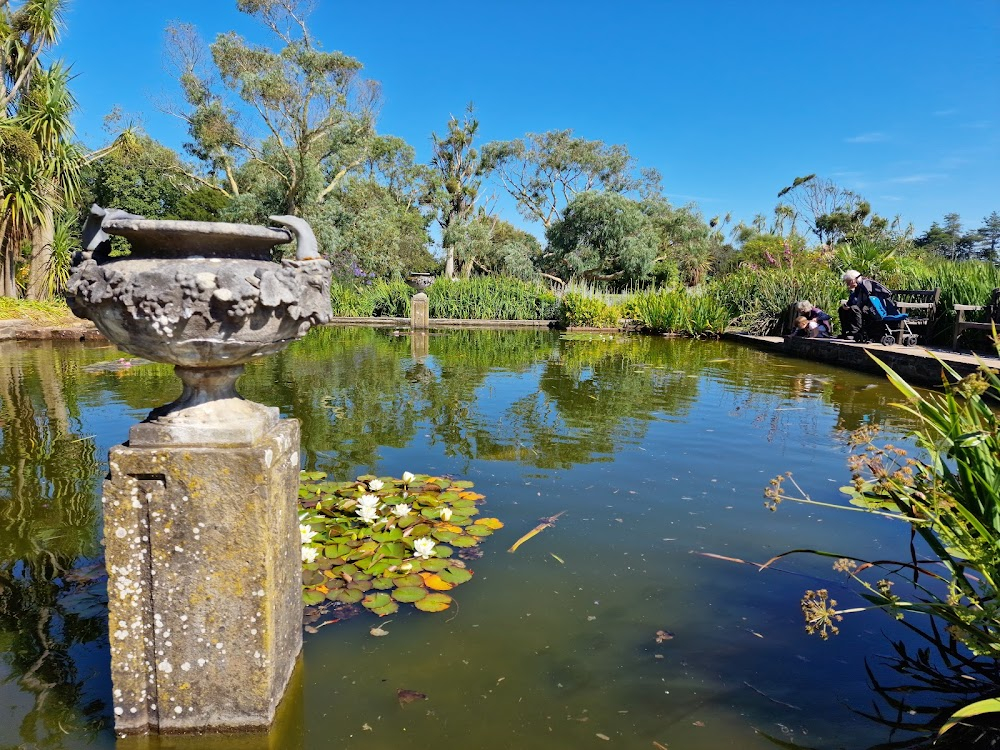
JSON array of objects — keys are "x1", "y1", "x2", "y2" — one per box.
[
  {"x1": 587, "y1": 616, "x2": 597, "y2": 621},
  {"x1": 370, "y1": 621, "x2": 392, "y2": 637},
  {"x1": 653, "y1": 742, "x2": 669, "y2": 750},
  {"x1": 362, "y1": 723, "x2": 372, "y2": 731},
  {"x1": 596, "y1": 733, "x2": 610, "y2": 740},
  {"x1": 692, "y1": 720, "x2": 705, "y2": 727},
  {"x1": 397, "y1": 689, "x2": 427, "y2": 706},
  {"x1": 655, "y1": 630, "x2": 674, "y2": 643}
]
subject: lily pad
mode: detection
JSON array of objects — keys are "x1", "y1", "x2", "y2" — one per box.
[
  {"x1": 362, "y1": 592, "x2": 392, "y2": 610},
  {"x1": 336, "y1": 588, "x2": 364, "y2": 604},
  {"x1": 465, "y1": 524, "x2": 492, "y2": 537},
  {"x1": 392, "y1": 574, "x2": 424, "y2": 588},
  {"x1": 371, "y1": 600, "x2": 399, "y2": 617},
  {"x1": 392, "y1": 586, "x2": 428, "y2": 603},
  {"x1": 414, "y1": 593, "x2": 452, "y2": 612},
  {"x1": 439, "y1": 567, "x2": 473, "y2": 585},
  {"x1": 449, "y1": 536, "x2": 479, "y2": 548}
]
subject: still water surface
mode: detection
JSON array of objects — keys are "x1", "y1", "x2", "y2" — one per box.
[{"x1": 0, "y1": 327, "x2": 956, "y2": 749}]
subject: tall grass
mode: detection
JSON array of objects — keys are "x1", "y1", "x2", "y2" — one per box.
[
  {"x1": 557, "y1": 292, "x2": 621, "y2": 328},
  {"x1": 707, "y1": 268, "x2": 843, "y2": 335},
  {"x1": 623, "y1": 288, "x2": 729, "y2": 336},
  {"x1": 427, "y1": 277, "x2": 559, "y2": 320},
  {"x1": 0, "y1": 297, "x2": 76, "y2": 324},
  {"x1": 329, "y1": 279, "x2": 413, "y2": 317}
]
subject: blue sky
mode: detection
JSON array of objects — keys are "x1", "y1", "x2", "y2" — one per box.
[{"x1": 58, "y1": 0, "x2": 998, "y2": 240}]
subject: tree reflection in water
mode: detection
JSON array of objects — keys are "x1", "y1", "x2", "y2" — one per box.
[{"x1": 0, "y1": 342, "x2": 109, "y2": 746}]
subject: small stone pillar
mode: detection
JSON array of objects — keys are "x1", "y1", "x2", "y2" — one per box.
[
  {"x1": 103, "y1": 402, "x2": 302, "y2": 733},
  {"x1": 410, "y1": 330, "x2": 429, "y2": 361},
  {"x1": 411, "y1": 292, "x2": 429, "y2": 330}
]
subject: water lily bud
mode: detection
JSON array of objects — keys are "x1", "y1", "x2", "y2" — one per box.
[
  {"x1": 439, "y1": 507, "x2": 453, "y2": 522},
  {"x1": 401, "y1": 471, "x2": 415, "y2": 484}
]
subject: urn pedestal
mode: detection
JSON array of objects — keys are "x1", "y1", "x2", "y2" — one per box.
[{"x1": 67, "y1": 208, "x2": 331, "y2": 735}]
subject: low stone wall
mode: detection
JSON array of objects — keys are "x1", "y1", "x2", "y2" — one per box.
[{"x1": 727, "y1": 331, "x2": 997, "y2": 387}]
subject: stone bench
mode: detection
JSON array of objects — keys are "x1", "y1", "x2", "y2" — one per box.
[{"x1": 952, "y1": 288, "x2": 1000, "y2": 349}]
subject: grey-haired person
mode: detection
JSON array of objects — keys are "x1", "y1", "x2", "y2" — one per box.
[{"x1": 837, "y1": 270, "x2": 893, "y2": 340}]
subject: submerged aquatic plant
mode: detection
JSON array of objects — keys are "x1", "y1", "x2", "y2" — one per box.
[{"x1": 298, "y1": 472, "x2": 502, "y2": 616}]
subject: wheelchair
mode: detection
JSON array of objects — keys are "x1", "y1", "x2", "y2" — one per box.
[{"x1": 858, "y1": 296, "x2": 919, "y2": 346}]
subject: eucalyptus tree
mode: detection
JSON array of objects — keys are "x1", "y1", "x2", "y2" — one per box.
[
  {"x1": 164, "y1": 0, "x2": 381, "y2": 218},
  {"x1": 427, "y1": 105, "x2": 489, "y2": 278},
  {"x1": 482, "y1": 129, "x2": 661, "y2": 231},
  {"x1": 545, "y1": 191, "x2": 659, "y2": 284}
]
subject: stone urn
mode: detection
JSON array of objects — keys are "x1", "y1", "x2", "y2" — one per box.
[{"x1": 67, "y1": 206, "x2": 332, "y2": 444}]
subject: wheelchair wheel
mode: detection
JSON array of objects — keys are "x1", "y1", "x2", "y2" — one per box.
[
  {"x1": 880, "y1": 334, "x2": 896, "y2": 346},
  {"x1": 905, "y1": 335, "x2": 919, "y2": 346}
]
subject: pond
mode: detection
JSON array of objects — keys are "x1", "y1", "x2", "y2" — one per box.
[{"x1": 0, "y1": 326, "x2": 973, "y2": 749}]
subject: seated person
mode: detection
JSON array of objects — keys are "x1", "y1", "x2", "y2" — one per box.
[
  {"x1": 791, "y1": 315, "x2": 828, "y2": 338},
  {"x1": 794, "y1": 300, "x2": 832, "y2": 336},
  {"x1": 838, "y1": 270, "x2": 894, "y2": 340}
]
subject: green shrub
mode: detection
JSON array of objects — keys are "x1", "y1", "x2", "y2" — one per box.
[
  {"x1": 708, "y1": 267, "x2": 843, "y2": 335},
  {"x1": 557, "y1": 292, "x2": 621, "y2": 328}
]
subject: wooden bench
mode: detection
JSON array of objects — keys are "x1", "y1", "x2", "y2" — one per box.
[
  {"x1": 952, "y1": 288, "x2": 1000, "y2": 349},
  {"x1": 889, "y1": 288, "x2": 941, "y2": 344}
]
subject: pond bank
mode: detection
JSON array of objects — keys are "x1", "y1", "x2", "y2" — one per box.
[
  {"x1": 726, "y1": 331, "x2": 999, "y2": 387},
  {"x1": 0, "y1": 317, "x2": 102, "y2": 341}
]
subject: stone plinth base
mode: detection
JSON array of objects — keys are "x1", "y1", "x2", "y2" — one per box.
[{"x1": 103, "y1": 416, "x2": 302, "y2": 734}]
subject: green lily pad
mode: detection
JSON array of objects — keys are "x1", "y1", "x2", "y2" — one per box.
[
  {"x1": 432, "y1": 530, "x2": 458, "y2": 542},
  {"x1": 392, "y1": 586, "x2": 428, "y2": 603},
  {"x1": 414, "y1": 593, "x2": 452, "y2": 612},
  {"x1": 451, "y1": 480, "x2": 475, "y2": 489},
  {"x1": 420, "y1": 558, "x2": 449, "y2": 572},
  {"x1": 433, "y1": 545, "x2": 454, "y2": 558},
  {"x1": 449, "y1": 536, "x2": 479, "y2": 548},
  {"x1": 337, "y1": 588, "x2": 364, "y2": 604},
  {"x1": 465, "y1": 524, "x2": 492, "y2": 537},
  {"x1": 371, "y1": 578, "x2": 395, "y2": 590},
  {"x1": 362, "y1": 592, "x2": 392, "y2": 610},
  {"x1": 371, "y1": 600, "x2": 398, "y2": 617},
  {"x1": 439, "y1": 567, "x2": 473, "y2": 585},
  {"x1": 303, "y1": 590, "x2": 326, "y2": 605},
  {"x1": 392, "y1": 574, "x2": 424, "y2": 588}
]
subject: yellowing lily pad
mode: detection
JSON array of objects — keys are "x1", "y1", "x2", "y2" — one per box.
[
  {"x1": 465, "y1": 524, "x2": 492, "y2": 537},
  {"x1": 414, "y1": 593, "x2": 452, "y2": 612},
  {"x1": 477, "y1": 518, "x2": 504, "y2": 530},
  {"x1": 420, "y1": 573, "x2": 454, "y2": 591}
]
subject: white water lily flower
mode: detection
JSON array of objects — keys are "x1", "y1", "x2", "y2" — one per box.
[
  {"x1": 301, "y1": 546, "x2": 319, "y2": 564},
  {"x1": 392, "y1": 503, "x2": 411, "y2": 517},
  {"x1": 413, "y1": 537, "x2": 436, "y2": 559},
  {"x1": 401, "y1": 471, "x2": 415, "y2": 484},
  {"x1": 357, "y1": 494, "x2": 380, "y2": 510},
  {"x1": 368, "y1": 479, "x2": 384, "y2": 491},
  {"x1": 357, "y1": 505, "x2": 379, "y2": 525},
  {"x1": 300, "y1": 524, "x2": 318, "y2": 545},
  {"x1": 439, "y1": 507, "x2": 453, "y2": 522}
]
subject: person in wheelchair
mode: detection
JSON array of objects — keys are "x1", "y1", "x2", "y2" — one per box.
[{"x1": 838, "y1": 270, "x2": 895, "y2": 341}]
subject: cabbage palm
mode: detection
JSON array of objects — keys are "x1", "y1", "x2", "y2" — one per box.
[{"x1": 0, "y1": 0, "x2": 76, "y2": 300}]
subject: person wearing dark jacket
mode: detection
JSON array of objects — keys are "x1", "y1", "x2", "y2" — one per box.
[
  {"x1": 838, "y1": 269, "x2": 893, "y2": 339},
  {"x1": 794, "y1": 300, "x2": 832, "y2": 336}
]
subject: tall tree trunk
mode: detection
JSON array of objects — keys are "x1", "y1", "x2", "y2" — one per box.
[
  {"x1": 26, "y1": 203, "x2": 54, "y2": 301},
  {"x1": 444, "y1": 245, "x2": 455, "y2": 279},
  {"x1": 0, "y1": 214, "x2": 19, "y2": 298}
]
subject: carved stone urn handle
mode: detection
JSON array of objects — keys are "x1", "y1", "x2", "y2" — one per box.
[{"x1": 269, "y1": 215, "x2": 320, "y2": 260}]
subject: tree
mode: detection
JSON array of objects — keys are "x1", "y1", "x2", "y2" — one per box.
[
  {"x1": 483, "y1": 129, "x2": 661, "y2": 230},
  {"x1": 975, "y1": 211, "x2": 1000, "y2": 263},
  {"x1": 545, "y1": 191, "x2": 658, "y2": 284},
  {"x1": 446, "y1": 212, "x2": 541, "y2": 280},
  {"x1": 915, "y1": 214, "x2": 978, "y2": 260},
  {"x1": 1, "y1": 0, "x2": 75, "y2": 298},
  {"x1": 642, "y1": 198, "x2": 726, "y2": 286},
  {"x1": 427, "y1": 105, "x2": 488, "y2": 279},
  {"x1": 164, "y1": 0, "x2": 380, "y2": 216}
]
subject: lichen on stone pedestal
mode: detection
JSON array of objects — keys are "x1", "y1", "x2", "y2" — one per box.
[{"x1": 104, "y1": 420, "x2": 302, "y2": 733}]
